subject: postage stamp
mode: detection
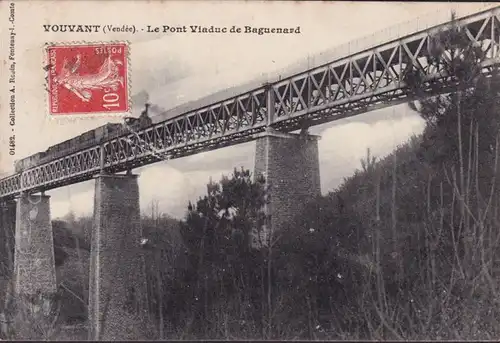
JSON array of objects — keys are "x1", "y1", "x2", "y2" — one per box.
[{"x1": 46, "y1": 42, "x2": 129, "y2": 116}]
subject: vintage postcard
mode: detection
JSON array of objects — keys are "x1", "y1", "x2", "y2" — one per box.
[{"x1": 0, "y1": 0, "x2": 499, "y2": 340}]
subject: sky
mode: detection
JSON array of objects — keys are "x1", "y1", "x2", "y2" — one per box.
[{"x1": 0, "y1": 1, "x2": 494, "y2": 220}]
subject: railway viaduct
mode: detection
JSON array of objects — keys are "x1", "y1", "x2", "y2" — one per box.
[{"x1": 0, "y1": 5, "x2": 499, "y2": 339}]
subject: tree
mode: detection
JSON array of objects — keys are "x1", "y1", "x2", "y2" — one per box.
[
  {"x1": 400, "y1": 12, "x2": 500, "y2": 339},
  {"x1": 360, "y1": 148, "x2": 377, "y2": 173},
  {"x1": 140, "y1": 203, "x2": 182, "y2": 338},
  {"x1": 405, "y1": 12, "x2": 499, "y2": 177},
  {"x1": 404, "y1": 13, "x2": 500, "y2": 268},
  {"x1": 164, "y1": 168, "x2": 267, "y2": 338},
  {"x1": 273, "y1": 192, "x2": 368, "y2": 338}
]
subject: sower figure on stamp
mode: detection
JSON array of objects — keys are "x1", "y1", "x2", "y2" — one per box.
[
  {"x1": 47, "y1": 43, "x2": 129, "y2": 115},
  {"x1": 53, "y1": 54, "x2": 124, "y2": 103}
]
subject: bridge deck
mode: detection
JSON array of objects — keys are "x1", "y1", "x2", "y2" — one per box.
[
  {"x1": 157, "y1": 3, "x2": 496, "y2": 122},
  {"x1": 1, "y1": 5, "x2": 499, "y2": 199}
]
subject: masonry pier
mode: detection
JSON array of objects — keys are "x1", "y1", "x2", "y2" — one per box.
[
  {"x1": 254, "y1": 129, "x2": 321, "y2": 245},
  {"x1": 14, "y1": 194, "x2": 57, "y2": 297},
  {"x1": 12, "y1": 193, "x2": 57, "y2": 338},
  {"x1": 0, "y1": 200, "x2": 16, "y2": 319},
  {"x1": 89, "y1": 173, "x2": 150, "y2": 340},
  {"x1": 0, "y1": 201, "x2": 16, "y2": 277}
]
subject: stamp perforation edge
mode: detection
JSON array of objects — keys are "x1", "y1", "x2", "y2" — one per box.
[{"x1": 43, "y1": 40, "x2": 133, "y2": 123}]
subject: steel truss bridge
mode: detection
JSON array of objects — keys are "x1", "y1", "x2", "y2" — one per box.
[{"x1": 1, "y1": 6, "x2": 500, "y2": 199}]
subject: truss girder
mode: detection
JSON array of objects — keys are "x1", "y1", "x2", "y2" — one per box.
[{"x1": 1, "y1": 7, "x2": 499, "y2": 199}]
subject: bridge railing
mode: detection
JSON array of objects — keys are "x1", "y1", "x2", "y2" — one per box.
[
  {"x1": 239, "y1": 3, "x2": 494, "y2": 86},
  {"x1": 156, "y1": 4, "x2": 498, "y2": 120},
  {"x1": 1, "y1": 4, "x2": 499, "y2": 198},
  {"x1": 259, "y1": 3, "x2": 497, "y2": 82},
  {"x1": 154, "y1": 4, "x2": 498, "y2": 123}
]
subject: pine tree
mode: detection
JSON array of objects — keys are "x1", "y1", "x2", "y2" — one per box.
[
  {"x1": 405, "y1": 11, "x2": 500, "y2": 176},
  {"x1": 403, "y1": 13, "x2": 500, "y2": 337},
  {"x1": 174, "y1": 168, "x2": 267, "y2": 335}
]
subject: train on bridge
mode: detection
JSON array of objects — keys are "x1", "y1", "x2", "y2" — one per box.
[{"x1": 14, "y1": 105, "x2": 153, "y2": 173}]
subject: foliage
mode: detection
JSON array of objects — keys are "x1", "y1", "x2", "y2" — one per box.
[
  {"x1": 146, "y1": 15, "x2": 500, "y2": 340},
  {"x1": 162, "y1": 168, "x2": 268, "y2": 338},
  {"x1": 10, "y1": 13, "x2": 500, "y2": 340},
  {"x1": 405, "y1": 12, "x2": 500, "y2": 177}
]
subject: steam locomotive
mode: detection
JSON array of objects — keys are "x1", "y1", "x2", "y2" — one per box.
[{"x1": 14, "y1": 104, "x2": 153, "y2": 173}]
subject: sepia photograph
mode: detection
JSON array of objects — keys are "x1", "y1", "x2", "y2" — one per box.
[{"x1": 0, "y1": 0, "x2": 499, "y2": 340}]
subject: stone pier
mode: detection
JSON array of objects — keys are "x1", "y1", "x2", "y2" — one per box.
[
  {"x1": 0, "y1": 201, "x2": 16, "y2": 277},
  {"x1": 89, "y1": 173, "x2": 150, "y2": 340},
  {"x1": 254, "y1": 130, "x2": 321, "y2": 245},
  {"x1": 0, "y1": 200, "x2": 16, "y2": 318},
  {"x1": 14, "y1": 194, "x2": 57, "y2": 297},
  {"x1": 13, "y1": 193, "x2": 57, "y2": 339}
]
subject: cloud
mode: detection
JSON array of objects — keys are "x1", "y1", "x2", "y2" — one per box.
[
  {"x1": 137, "y1": 163, "x2": 194, "y2": 218},
  {"x1": 172, "y1": 142, "x2": 255, "y2": 173},
  {"x1": 317, "y1": 109, "x2": 426, "y2": 191},
  {"x1": 50, "y1": 161, "x2": 245, "y2": 220},
  {"x1": 51, "y1": 183, "x2": 94, "y2": 219},
  {"x1": 49, "y1": 106, "x2": 426, "y2": 220},
  {"x1": 139, "y1": 162, "x2": 260, "y2": 218},
  {"x1": 38, "y1": 1, "x2": 470, "y2": 220}
]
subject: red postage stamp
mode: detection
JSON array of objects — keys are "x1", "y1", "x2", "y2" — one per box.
[{"x1": 46, "y1": 42, "x2": 129, "y2": 116}]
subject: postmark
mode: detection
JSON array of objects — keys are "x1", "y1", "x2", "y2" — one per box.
[{"x1": 46, "y1": 42, "x2": 130, "y2": 116}]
